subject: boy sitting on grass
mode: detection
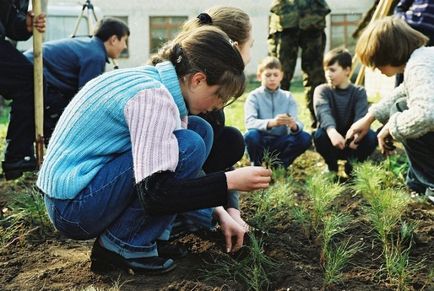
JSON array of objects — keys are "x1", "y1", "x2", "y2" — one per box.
[
  {"x1": 313, "y1": 48, "x2": 377, "y2": 175},
  {"x1": 244, "y1": 56, "x2": 311, "y2": 168}
]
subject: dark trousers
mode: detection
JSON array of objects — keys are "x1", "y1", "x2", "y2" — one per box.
[
  {"x1": 390, "y1": 99, "x2": 434, "y2": 193},
  {"x1": 404, "y1": 132, "x2": 434, "y2": 193},
  {"x1": 313, "y1": 128, "x2": 377, "y2": 171},
  {"x1": 202, "y1": 125, "x2": 245, "y2": 173},
  {"x1": 0, "y1": 39, "x2": 36, "y2": 161},
  {"x1": 244, "y1": 129, "x2": 312, "y2": 168}
]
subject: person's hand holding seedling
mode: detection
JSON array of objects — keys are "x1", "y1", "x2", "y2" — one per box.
[
  {"x1": 346, "y1": 113, "x2": 375, "y2": 143},
  {"x1": 225, "y1": 166, "x2": 272, "y2": 191},
  {"x1": 345, "y1": 134, "x2": 359, "y2": 149},
  {"x1": 377, "y1": 122, "x2": 396, "y2": 156}
]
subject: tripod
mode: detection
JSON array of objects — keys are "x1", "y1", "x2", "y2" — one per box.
[
  {"x1": 70, "y1": 0, "x2": 119, "y2": 68},
  {"x1": 71, "y1": 0, "x2": 98, "y2": 38}
]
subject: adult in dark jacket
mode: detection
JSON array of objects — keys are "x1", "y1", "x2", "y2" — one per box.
[{"x1": 0, "y1": 0, "x2": 45, "y2": 180}]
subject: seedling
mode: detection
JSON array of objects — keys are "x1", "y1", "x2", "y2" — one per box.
[
  {"x1": 261, "y1": 148, "x2": 281, "y2": 170},
  {"x1": 323, "y1": 239, "x2": 364, "y2": 286},
  {"x1": 306, "y1": 173, "x2": 344, "y2": 232},
  {"x1": 250, "y1": 183, "x2": 294, "y2": 232},
  {"x1": 201, "y1": 233, "x2": 278, "y2": 291},
  {"x1": 1, "y1": 187, "x2": 53, "y2": 246}
]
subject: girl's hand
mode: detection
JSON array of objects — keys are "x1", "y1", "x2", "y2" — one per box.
[
  {"x1": 227, "y1": 207, "x2": 249, "y2": 232},
  {"x1": 346, "y1": 113, "x2": 376, "y2": 144},
  {"x1": 225, "y1": 167, "x2": 272, "y2": 191},
  {"x1": 26, "y1": 12, "x2": 46, "y2": 33},
  {"x1": 377, "y1": 122, "x2": 395, "y2": 156},
  {"x1": 214, "y1": 207, "x2": 246, "y2": 253}
]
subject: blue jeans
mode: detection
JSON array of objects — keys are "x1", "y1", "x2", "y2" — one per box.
[
  {"x1": 244, "y1": 129, "x2": 312, "y2": 168},
  {"x1": 44, "y1": 116, "x2": 214, "y2": 257},
  {"x1": 313, "y1": 128, "x2": 377, "y2": 171}
]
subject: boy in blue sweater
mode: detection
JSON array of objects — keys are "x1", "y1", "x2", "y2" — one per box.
[
  {"x1": 244, "y1": 56, "x2": 311, "y2": 168},
  {"x1": 2, "y1": 17, "x2": 129, "y2": 180}
]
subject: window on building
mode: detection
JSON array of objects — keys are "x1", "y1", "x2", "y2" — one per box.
[
  {"x1": 107, "y1": 16, "x2": 129, "y2": 58},
  {"x1": 329, "y1": 13, "x2": 362, "y2": 52},
  {"x1": 149, "y1": 16, "x2": 188, "y2": 54}
]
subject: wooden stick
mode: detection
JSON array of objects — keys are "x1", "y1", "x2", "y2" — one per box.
[
  {"x1": 32, "y1": 0, "x2": 45, "y2": 167},
  {"x1": 352, "y1": 0, "x2": 394, "y2": 85}
]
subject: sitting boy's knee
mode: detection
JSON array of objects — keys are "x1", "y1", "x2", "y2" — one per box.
[{"x1": 244, "y1": 129, "x2": 262, "y2": 144}]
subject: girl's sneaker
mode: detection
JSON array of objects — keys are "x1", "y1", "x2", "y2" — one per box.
[{"x1": 90, "y1": 240, "x2": 176, "y2": 274}]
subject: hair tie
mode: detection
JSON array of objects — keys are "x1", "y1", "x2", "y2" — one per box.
[
  {"x1": 197, "y1": 13, "x2": 213, "y2": 25},
  {"x1": 174, "y1": 44, "x2": 183, "y2": 63}
]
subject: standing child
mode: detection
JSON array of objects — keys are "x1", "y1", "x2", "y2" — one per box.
[
  {"x1": 37, "y1": 26, "x2": 272, "y2": 274},
  {"x1": 347, "y1": 17, "x2": 434, "y2": 202},
  {"x1": 244, "y1": 56, "x2": 311, "y2": 168},
  {"x1": 313, "y1": 48, "x2": 377, "y2": 175}
]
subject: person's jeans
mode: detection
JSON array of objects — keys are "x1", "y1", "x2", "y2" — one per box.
[
  {"x1": 313, "y1": 128, "x2": 378, "y2": 172},
  {"x1": 244, "y1": 129, "x2": 312, "y2": 168},
  {"x1": 44, "y1": 116, "x2": 214, "y2": 257}
]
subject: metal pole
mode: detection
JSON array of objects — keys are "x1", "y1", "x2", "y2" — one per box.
[{"x1": 32, "y1": 0, "x2": 45, "y2": 167}]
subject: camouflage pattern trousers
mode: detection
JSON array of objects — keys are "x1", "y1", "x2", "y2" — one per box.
[{"x1": 268, "y1": 28, "x2": 326, "y2": 127}]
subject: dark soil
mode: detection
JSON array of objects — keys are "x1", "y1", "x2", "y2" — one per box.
[{"x1": 1, "y1": 150, "x2": 433, "y2": 291}]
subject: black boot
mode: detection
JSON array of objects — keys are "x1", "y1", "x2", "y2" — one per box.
[{"x1": 2, "y1": 156, "x2": 37, "y2": 180}]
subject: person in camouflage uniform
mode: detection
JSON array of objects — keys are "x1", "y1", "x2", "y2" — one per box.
[{"x1": 268, "y1": 0, "x2": 331, "y2": 127}]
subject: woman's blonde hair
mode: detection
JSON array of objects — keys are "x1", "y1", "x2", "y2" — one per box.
[
  {"x1": 356, "y1": 16, "x2": 428, "y2": 68},
  {"x1": 150, "y1": 26, "x2": 246, "y2": 104},
  {"x1": 182, "y1": 6, "x2": 252, "y2": 47}
]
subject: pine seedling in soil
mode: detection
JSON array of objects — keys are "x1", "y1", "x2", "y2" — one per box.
[
  {"x1": 1, "y1": 187, "x2": 53, "y2": 246},
  {"x1": 323, "y1": 238, "x2": 364, "y2": 287},
  {"x1": 320, "y1": 212, "x2": 351, "y2": 262},
  {"x1": 290, "y1": 206, "x2": 311, "y2": 239},
  {"x1": 250, "y1": 182, "x2": 295, "y2": 232},
  {"x1": 201, "y1": 232, "x2": 278, "y2": 291},
  {"x1": 306, "y1": 173, "x2": 344, "y2": 232},
  {"x1": 364, "y1": 188, "x2": 410, "y2": 246},
  {"x1": 261, "y1": 149, "x2": 281, "y2": 170},
  {"x1": 352, "y1": 162, "x2": 384, "y2": 201},
  {"x1": 382, "y1": 222, "x2": 424, "y2": 290}
]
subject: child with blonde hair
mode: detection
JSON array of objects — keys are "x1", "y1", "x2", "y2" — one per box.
[{"x1": 244, "y1": 56, "x2": 312, "y2": 168}]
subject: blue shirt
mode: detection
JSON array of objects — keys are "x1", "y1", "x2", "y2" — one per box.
[{"x1": 25, "y1": 37, "x2": 108, "y2": 97}]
